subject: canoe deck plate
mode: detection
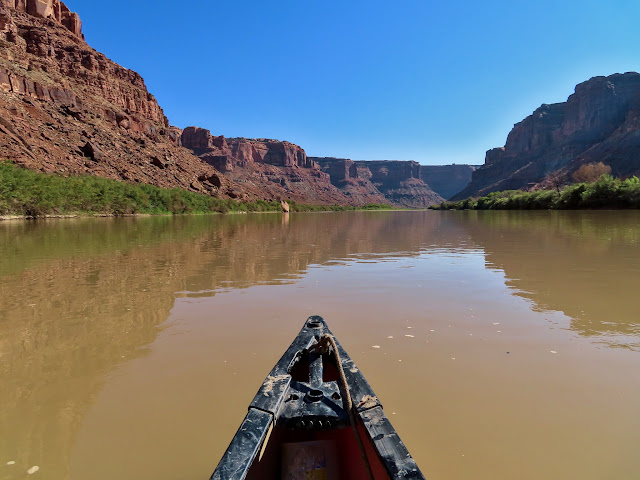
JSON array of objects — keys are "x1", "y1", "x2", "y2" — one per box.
[{"x1": 277, "y1": 380, "x2": 349, "y2": 430}]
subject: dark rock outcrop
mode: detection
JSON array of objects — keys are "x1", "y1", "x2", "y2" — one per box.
[
  {"x1": 455, "y1": 72, "x2": 640, "y2": 200},
  {"x1": 80, "y1": 141, "x2": 102, "y2": 162},
  {"x1": 420, "y1": 164, "x2": 478, "y2": 200}
]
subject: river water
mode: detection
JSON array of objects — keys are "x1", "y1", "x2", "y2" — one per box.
[{"x1": 1, "y1": 211, "x2": 639, "y2": 480}]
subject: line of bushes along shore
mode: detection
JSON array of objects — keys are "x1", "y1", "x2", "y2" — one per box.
[
  {"x1": 430, "y1": 175, "x2": 640, "y2": 210},
  {"x1": 0, "y1": 161, "x2": 391, "y2": 217}
]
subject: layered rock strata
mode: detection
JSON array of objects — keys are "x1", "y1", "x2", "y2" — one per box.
[
  {"x1": 1, "y1": 0, "x2": 82, "y2": 37},
  {"x1": 182, "y1": 127, "x2": 316, "y2": 171},
  {"x1": 353, "y1": 160, "x2": 444, "y2": 208},
  {"x1": 420, "y1": 164, "x2": 478, "y2": 200},
  {"x1": 181, "y1": 127, "x2": 356, "y2": 204},
  {"x1": 312, "y1": 157, "x2": 445, "y2": 207},
  {"x1": 0, "y1": 2, "x2": 446, "y2": 207},
  {"x1": 312, "y1": 157, "x2": 390, "y2": 205},
  {"x1": 0, "y1": 2, "x2": 230, "y2": 195},
  {"x1": 455, "y1": 72, "x2": 640, "y2": 199}
]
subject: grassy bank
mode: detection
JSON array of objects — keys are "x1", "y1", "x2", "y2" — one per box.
[
  {"x1": 431, "y1": 175, "x2": 640, "y2": 210},
  {"x1": 0, "y1": 161, "x2": 391, "y2": 217}
]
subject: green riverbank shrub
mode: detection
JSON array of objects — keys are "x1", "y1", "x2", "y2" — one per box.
[
  {"x1": 288, "y1": 202, "x2": 393, "y2": 212},
  {"x1": 431, "y1": 175, "x2": 640, "y2": 210},
  {"x1": 0, "y1": 161, "x2": 392, "y2": 216}
]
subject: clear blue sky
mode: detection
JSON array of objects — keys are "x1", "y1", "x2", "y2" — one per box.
[{"x1": 66, "y1": 0, "x2": 640, "y2": 165}]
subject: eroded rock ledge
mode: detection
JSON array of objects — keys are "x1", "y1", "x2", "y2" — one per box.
[
  {"x1": 455, "y1": 72, "x2": 640, "y2": 200},
  {"x1": 2, "y1": 0, "x2": 82, "y2": 37},
  {"x1": 0, "y1": 2, "x2": 227, "y2": 195},
  {"x1": 312, "y1": 157, "x2": 444, "y2": 208},
  {"x1": 181, "y1": 127, "x2": 356, "y2": 204},
  {"x1": 182, "y1": 127, "x2": 317, "y2": 172}
]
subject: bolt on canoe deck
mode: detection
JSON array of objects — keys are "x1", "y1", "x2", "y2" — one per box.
[{"x1": 210, "y1": 316, "x2": 425, "y2": 480}]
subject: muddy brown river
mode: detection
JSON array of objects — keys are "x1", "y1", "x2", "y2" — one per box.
[{"x1": 1, "y1": 211, "x2": 639, "y2": 480}]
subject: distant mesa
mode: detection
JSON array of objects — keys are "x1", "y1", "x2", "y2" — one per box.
[
  {"x1": 419, "y1": 164, "x2": 479, "y2": 200},
  {"x1": 181, "y1": 126, "x2": 316, "y2": 172},
  {"x1": 180, "y1": 127, "x2": 349, "y2": 204},
  {"x1": 312, "y1": 157, "x2": 444, "y2": 208},
  {"x1": 455, "y1": 72, "x2": 640, "y2": 200},
  {"x1": 353, "y1": 160, "x2": 444, "y2": 208},
  {"x1": 180, "y1": 129, "x2": 445, "y2": 207},
  {"x1": 310, "y1": 156, "x2": 398, "y2": 206},
  {"x1": 313, "y1": 157, "x2": 477, "y2": 203}
]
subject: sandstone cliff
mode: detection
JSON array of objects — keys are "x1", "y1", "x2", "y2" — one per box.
[
  {"x1": 455, "y1": 72, "x2": 640, "y2": 200},
  {"x1": 354, "y1": 160, "x2": 444, "y2": 208},
  {"x1": 0, "y1": 2, "x2": 444, "y2": 208},
  {"x1": 0, "y1": 2, "x2": 229, "y2": 195},
  {"x1": 312, "y1": 157, "x2": 390, "y2": 205},
  {"x1": 1, "y1": 0, "x2": 82, "y2": 37},
  {"x1": 312, "y1": 157, "x2": 445, "y2": 207},
  {"x1": 420, "y1": 164, "x2": 478, "y2": 200},
  {"x1": 181, "y1": 127, "x2": 359, "y2": 204}
]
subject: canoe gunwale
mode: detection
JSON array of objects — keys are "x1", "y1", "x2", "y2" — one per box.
[
  {"x1": 210, "y1": 315, "x2": 425, "y2": 480},
  {"x1": 210, "y1": 408, "x2": 273, "y2": 480}
]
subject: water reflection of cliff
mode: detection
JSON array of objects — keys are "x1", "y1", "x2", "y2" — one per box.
[
  {"x1": 4, "y1": 211, "x2": 636, "y2": 478},
  {"x1": 453, "y1": 211, "x2": 640, "y2": 349},
  {"x1": 0, "y1": 212, "x2": 437, "y2": 479}
]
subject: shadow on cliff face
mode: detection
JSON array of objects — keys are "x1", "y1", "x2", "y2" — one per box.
[
  {"x1": 0, "y1": 211, "x2": 450, "y2": 479},
  {"x1": 448, "y1": 210, "x2": 640, "y2": 350}
]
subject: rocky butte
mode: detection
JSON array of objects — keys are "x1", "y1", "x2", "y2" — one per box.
[{"x1": 455, "y1": 72, "x2": 640, "y2": 200}]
